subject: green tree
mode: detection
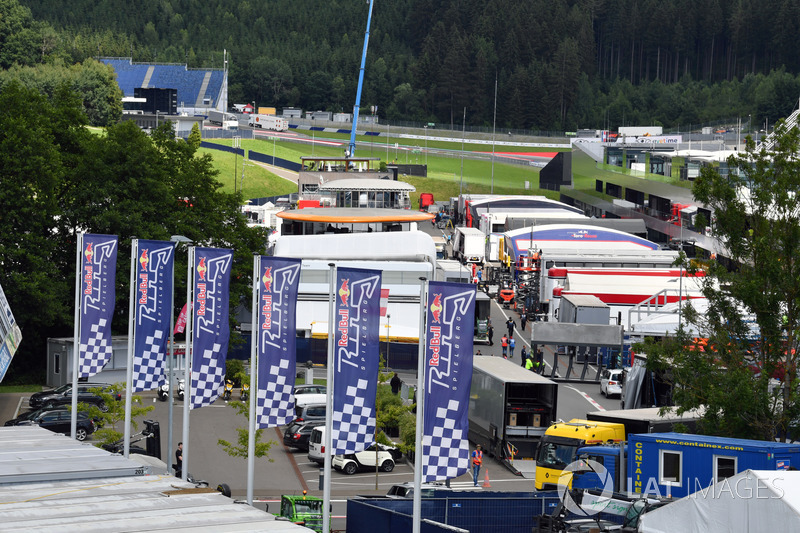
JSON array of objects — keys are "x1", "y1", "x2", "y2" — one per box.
[
  {"x1": 187, "y1": 121, "x2": 201, "y2": 149},
  {"x1": 217, "y1": 400, "x2": 276, "y2": 460},
  {"x1": 648, "y1": 120, "x2": 800, "y2": 441},
  {"x1": 80, "y1": 383, "x2": 154, "y2": 448}
]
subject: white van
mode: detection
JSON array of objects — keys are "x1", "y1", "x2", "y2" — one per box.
[{"x1": 308, "y1": 426, "x2": 327, "y2": 464}]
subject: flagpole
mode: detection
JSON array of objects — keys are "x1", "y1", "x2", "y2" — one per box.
[
  {"x1": 71, "y1": 232, "x2": 84, "y2": 440},
  {"x1": 247, "y1": 254, "x2": 259, "y2": 505},
  {"x1": 323, "y1": 263, "x2": 336, "y2": 533},
  {"x1": 182, "y1": 246, "x2": 194, "y2": 481},
  {"x1": 412, "y1": 277, "x2": 428, "y2": 533},
  {"x1": 166, "y1": 252, "x2": 176, "y2": 473},
  {"x1": 123, "y1": 239, "x2": 138, "y2": 457}
]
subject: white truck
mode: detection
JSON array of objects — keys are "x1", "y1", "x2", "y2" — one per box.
[
  {"x1": 249, "y1": 114, "x2": 288, "y2": 131},
  {"x1": 452, "y1": 226, "x2": 485, "y2": 264},
  {"x1": 207, "y1": 110, "x2": 239, "y2": 130}
]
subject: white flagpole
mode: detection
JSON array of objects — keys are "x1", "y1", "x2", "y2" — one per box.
[
  {"x1": 181, "y1": 246, "x2": 194, "y2": 481},
  {"x1": 412, "y1": 277, "x2": 428, "y2": 533},
  {"x1": 166, "y1": 250, "x2": 176, "y2": 471},
  {"x1": 71, "y1": 232, "x2": 84, "y2": 440},
  {"x1": 123, "y1": 239, "x2": 138, "y2": 457},
  {"x1": 323, "y1": 263, "x2": 336, "y2": 533},
  {"x1": 247, "y1": 254, "x2": 259, "y2": 505}
]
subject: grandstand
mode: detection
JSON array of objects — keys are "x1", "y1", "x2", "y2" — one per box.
[{"x1": 100, "y1": 57, "x2": 227, "y2": 117}]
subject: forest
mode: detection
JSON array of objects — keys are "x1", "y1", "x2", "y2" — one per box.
[{"x1": 7, "y1": 0, "x2": 800, "y2": 131}]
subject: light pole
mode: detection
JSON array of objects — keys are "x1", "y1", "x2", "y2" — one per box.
[
  {"x1": 386, "y1": 314, "x2": 391, "y2": 369},
  {"x1": 423, "y1": 126, "x2": 428, "y2": 167}
]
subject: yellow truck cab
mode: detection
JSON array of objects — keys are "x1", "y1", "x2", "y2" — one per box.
[{"x1": 534, "y1": 419, "x2": 625, "y2": 490}]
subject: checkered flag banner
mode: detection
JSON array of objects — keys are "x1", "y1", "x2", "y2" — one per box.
[
  {"x1": 131, "y1": 240, "x2": 175, "y2": 392},
  {"x1": 190, "y1": 247, "x2": 233, "y2": 409},
  {"x1": 331, "y1": 267, "x2": 382, "y2": 455},
  {"x1": 422, "y1": 281, "x2": 475, "y2": 483},
  {"x1": 255, "y1": 256, "x2": 301, "y2": 428},
  {"x1": 78, "y1": 234, "x2": 118, "y2": 378}
]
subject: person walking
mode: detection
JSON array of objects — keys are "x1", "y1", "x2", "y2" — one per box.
[
  {"x1": 174, "y1": 442, "x2": 183, "y2": 475},
  {"x1": 520, "y1": 346, "x2": 528, "y2": 367},
  {"x1": 501, "y1": 335, "x2": 508, "y2": 357},
  {"x1": 471, "y1": 445, "x2": 483, "y2": 486},
  {"x1": 520, "y1": 312, "x2": 528, "y2": 331},
  {"x1": 390, "y1": 372, "x2": 402, "y2": 395},
  {"x1": 488, "y1": 325, "x2": 494, "y2": 346},
  {"x1": 505, "y1": 317, "x2": 515, "y2": 338},
  {"x1": 509, "y1": 336, "x2": 516, "y2": 358}
]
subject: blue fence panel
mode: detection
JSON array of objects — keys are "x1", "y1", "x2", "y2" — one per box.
[
  {"x1": 199, "y1": 141, "x2": 244, "y2": 156},
  {"x1": 248, "y1": 150, "x2": 302, "y2": 172}
]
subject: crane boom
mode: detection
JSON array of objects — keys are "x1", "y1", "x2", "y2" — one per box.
[{"x1": 347, "y1": 0, "x2": 374, "y2": 159}]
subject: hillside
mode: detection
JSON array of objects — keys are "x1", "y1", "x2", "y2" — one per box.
[{"x1": 11, "y1": 0, "x2": 800, "y2": 131}]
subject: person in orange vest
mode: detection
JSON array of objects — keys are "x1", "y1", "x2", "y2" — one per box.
[
  {"x1": 471, "y1": 444, "x2": 483, "y2": 486},
  {"x1": 501, "y1": 335, "x2": 508, "y2": 357}
]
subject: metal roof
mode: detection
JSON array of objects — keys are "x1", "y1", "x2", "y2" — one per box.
[
  {"x1": 319, "y1": 178, "x2": 415, "y2": 191},
  {"x1": 0, "y1": 427, "x2": 312, "y2": 532},
  {"x1": 472, "y1": 356, "x2": 558, "y2": 385},
  {"x1": 277, "y1": 207, "x2": 433, "y2": 223}
]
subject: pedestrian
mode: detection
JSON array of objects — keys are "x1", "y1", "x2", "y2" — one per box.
[
  {"x1": 506, "y1": 317, "x2": 515, "y2": 338},
  {"x1": 501, "y1": 335, "x2": 508, "y2": 357},
  {"x1": 175, "y1": 442, "x2": 183, "y2": 475},
  {"x1": 509, "y1": 336, "x2": 516, "y2": 358},
  {"x1": 520, "y1": 312, "x2": 528, "y2": 331},
  {"x1": 390, "y1": 372, "x2": 402, "y2": 395},
  {"x1": 471, "y1": 445, "x2": 483, "y2": 486},
  {"x1": 525, "y1": 356, "x2": 534, "y2": 371},
  {"x1": 475, "y1": 349, "x2": 482, "y2": 356},
  {"x1": 520, "y1": 346, "x2": 528, "y2": 367},
  {"x1": 488, "y1": 325, "x2": 494, "y2": 346}
]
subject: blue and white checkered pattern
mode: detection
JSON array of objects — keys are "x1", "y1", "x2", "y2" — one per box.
[
  {"x1": 422, "y1": 399, "x2": 469, "y2": 482},
  {"x1": 257, "y1": 359, "x2": 295, "y2": 428},
  {"x1": 191, "y1": 343, "x2": 225, "y2": 409},
  {"x1": 332, "y1": 378, "x2": 375, "y2": 454},
  {"x1": 132, "y1": 329, "x2": 166, "y2": 392},
  {"x1": 79, "y1": 319, "x2": 113, "y2": 378}
]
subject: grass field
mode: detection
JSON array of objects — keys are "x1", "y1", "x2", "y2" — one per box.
[{"x1": 202, "y1": 128, "x2": 563, "y2": 207}]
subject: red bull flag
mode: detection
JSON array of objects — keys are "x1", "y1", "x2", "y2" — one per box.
[
  {"x1": 78, "y1": 234, "x2": 119, "y2": 378},
  {"x1": 131, "y1": 240, "x2": 176, "y2": 392},
  {"x1": 190, "y1": 247, "x2": 233, "y2": 409},
  {"x1": 254, "y1": 256, "x2": 302, "y2": 427},
  {"x1": 422, "y1": 281, "x2": 475, "y2": 482},
  {"x1": 331, "y1": 267, "x2": 382, "y2": 454}
]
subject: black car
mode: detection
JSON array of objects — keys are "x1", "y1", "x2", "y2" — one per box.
[
  {"x1": 5, "y1": 409, "x2": 95, "y2": 441},
  {"x1": 283, "y1": 420, "x2": 324, "y2": 451},
  {"x1": 29, "y1": 383, "x2": 119, "y2": 411}
]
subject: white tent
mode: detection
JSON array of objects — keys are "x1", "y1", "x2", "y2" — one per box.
[{"x1": 639, "y1": 469, "x2": 800, "y2": 533}]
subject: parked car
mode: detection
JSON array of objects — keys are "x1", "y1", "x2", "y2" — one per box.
[
  {"x1": 5, "y1": 408, "x2": 95, "y2": 441},
  {"x1": 308, "y1": 426, "x2": 328, "y2": 464},
  {"x1": 29, "y1": 383, "x2": 120, "y2": 411},
  {"x1": 283, "y1": 420, "x2": 324, "y2": 451},
  {"x1": 294, "y1": 384, "x2": 327, "y2": 395},
  {"x1": 294, "y1": 402, "x2": 326, "y2": 424},
  {"x1": 385, "y1": 481, "x2": 481, "y2": 498},
  {"x1": 600, "y1": 368, "x2": 623, "y2": 397},
  {"x1": 332, "y1": 445, "x2": 395, "y2": 475}
]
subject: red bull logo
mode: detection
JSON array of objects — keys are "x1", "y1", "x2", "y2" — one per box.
[
  {"x1": 262, "y1": 267, "x2": 273, "y2": 293},
  {"x1": 339, "y1": 279, "x2": 350, "y2": 306},
  {"x1": 84, "y1": 243, "x2": 94, "y2": 264},
  {"x1": 197, "y1": 257, "x2": 207, "y2": 281},
  {"x1": 139, "y1": 249, "x2": 149, "y2": 271},
  {"x1": 430, "y1": 293, "x2": 443, "y2": 323}
]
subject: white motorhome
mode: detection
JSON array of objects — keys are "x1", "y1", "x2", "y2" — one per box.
[{"x1": 452, "y1": 227, "x2": 485, "y2": 264}]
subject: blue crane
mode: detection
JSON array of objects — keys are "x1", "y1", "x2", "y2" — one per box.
[{"x1": 347, "y1": 0, "x2": 374, "y2": 159}]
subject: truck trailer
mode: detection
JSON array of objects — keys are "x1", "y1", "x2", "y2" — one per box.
[
  {"x1": 249, "y1": 114, "x2": 289, "y2": 131},
  {"x1": 452, "y1": 227, "x2": 485, "y2": 264},
  {"x1": 207, "y1": 110, "x2": 238, "y2": 130},
  {"x1": 469, "y1": 356, "x2": 558, "y2": 470},
  {"x1": 572, "y1": 432, "x2": 800, "y2": 499}
]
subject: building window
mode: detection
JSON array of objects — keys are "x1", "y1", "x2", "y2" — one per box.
[
  {"x1": 660, "y1": 449, "x2": 682, "y2": 486},
  {"x1": 714, "y1": 455, "x2": 737, "y2": 483}
]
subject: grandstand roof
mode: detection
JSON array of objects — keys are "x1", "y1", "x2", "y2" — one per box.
[{"x1": 100, "y1": 57, "x2": 225, "y2": 110}]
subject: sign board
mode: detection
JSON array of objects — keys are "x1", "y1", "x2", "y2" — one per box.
[{"x1": 0, "y1": 281, "x2": 22, "y2": 383}]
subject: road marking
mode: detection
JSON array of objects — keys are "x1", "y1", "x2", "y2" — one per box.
[{"x1": 565, "y1": 386, "x2": 606, "y2": 411}]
